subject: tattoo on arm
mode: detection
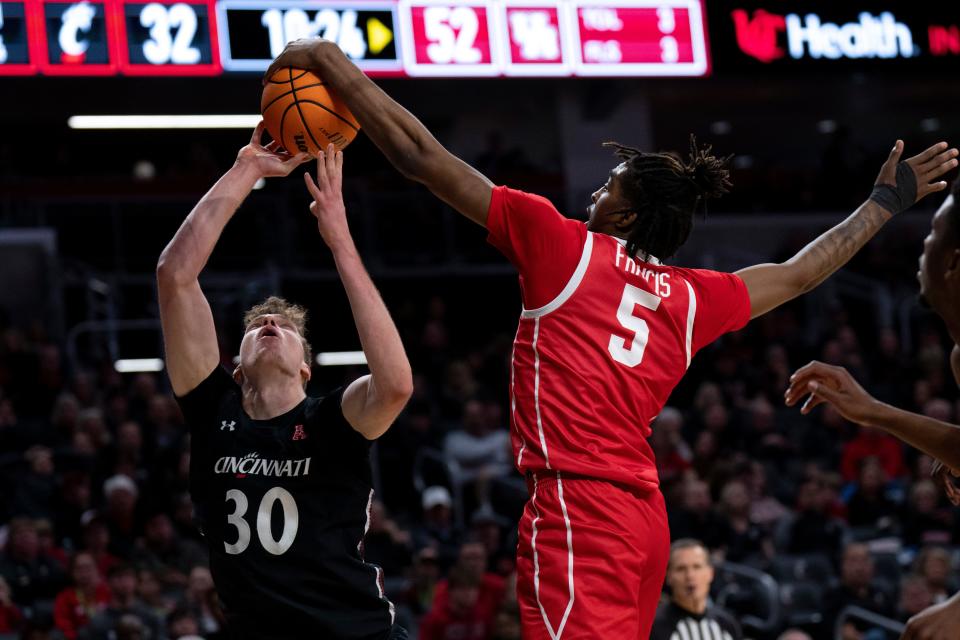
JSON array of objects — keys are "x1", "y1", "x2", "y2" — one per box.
[{"x1": 790, "y1": 202, "x2": 890, "y2": 292}]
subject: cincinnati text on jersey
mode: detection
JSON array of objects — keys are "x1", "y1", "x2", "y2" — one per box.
[{"x1": 214, "y1": 452, "x2": 313, "y2": 477}]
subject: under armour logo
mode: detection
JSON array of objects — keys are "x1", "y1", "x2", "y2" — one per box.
[
  {"x1": 292, "y1": 424, "x2": 307, "y2": 441},
  {"x1": 221, "y1": 420, "x2": 236, "y2": 432},
  {"x1": 731, "y1": 9, "x2": 786, "y2": 63}
]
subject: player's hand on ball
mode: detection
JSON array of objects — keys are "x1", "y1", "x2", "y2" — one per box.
[
  {"x1": 237, "y1": 121, "x2": 310, "y2": 178},
  {"x1": 263, "y1": 38, "x2": 331, "y2": 85},
  {"x1": 304, "y1": 144, "x2": 349, "y2": 247},
  {"x1": 784, "y1": 361, "x2": 879, "y2": 424},
  {"x1": 902, "y1": 594, "x2": 960, "y2": 640}
]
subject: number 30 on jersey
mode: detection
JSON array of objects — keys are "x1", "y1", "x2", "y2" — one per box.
[{"x1": 224, "y1": 488, "x2": 299, "y2": 556}]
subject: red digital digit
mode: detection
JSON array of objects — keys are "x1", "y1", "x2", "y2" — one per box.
[
  {"x1": 572, "y1": 0, "x2": 709, "y2": 76},
  {"x1": 499, "y1": 1, "x2": 570, "y2": 75},
  {"x1": 399, "y1": 0, "x2": 498, "y2": 76}
]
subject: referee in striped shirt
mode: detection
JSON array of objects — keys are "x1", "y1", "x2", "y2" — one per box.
[{"x1": 651, "y1": 539, "x2": 743, "y2": 640}]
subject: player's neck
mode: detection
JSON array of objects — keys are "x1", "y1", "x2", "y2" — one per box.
[{"x1": 241, "y1": 377, "x2": 306, "y2": 420}]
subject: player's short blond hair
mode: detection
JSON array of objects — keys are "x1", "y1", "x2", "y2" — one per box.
[{"x1": 243, "y1": 296, "x2": 313, "y2": 366}]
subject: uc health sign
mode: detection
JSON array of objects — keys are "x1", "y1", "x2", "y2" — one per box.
[{"x1": 708, "y1": 1, "x2": 960, "y2": 72}]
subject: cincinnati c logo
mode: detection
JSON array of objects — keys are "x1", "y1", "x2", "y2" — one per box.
[{"x1": 731, "y1": 9, "x2": 786, "y2": 63}]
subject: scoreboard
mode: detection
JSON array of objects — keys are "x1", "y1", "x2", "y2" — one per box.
[{"x1": 0, "y1": 0, "x2": 709, "y2": 76}]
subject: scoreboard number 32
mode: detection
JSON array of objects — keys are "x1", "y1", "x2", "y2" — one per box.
[{"x1": 139, "y1": 2, "x2": 201, "y2": 65}]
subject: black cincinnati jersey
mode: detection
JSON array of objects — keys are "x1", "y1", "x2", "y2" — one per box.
[
  {"x1": 176, "y1": 366, "x2": 395, "y2": 640},
  {"x1": 650, "y1": 602, "x2": 742, "y2": 640}
]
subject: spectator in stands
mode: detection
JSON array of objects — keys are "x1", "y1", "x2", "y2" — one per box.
[
  {"x1": 412, "y1": 486, "x2": 461, "y2": 568},
  {"x1": 776, "y1": 631, "x2": 812, "y2": 640},
  {"x1": 717, "y1": 479, "x2": 771, "y2": 564},
  {"x1": 80, "y1": 516, "x2": 118, "y2": 578},
  {"x1": 182, "y1": 566, "x2": 220, "y2": 637},
  {"x1": 786, "y1": 478, "x2": 845, "y2": 560},
  {"x1": 898, "y1": 574, "x2": 934, "y2": 623},
  {"x1": 845, "y1": 457, "x2": 898, "y2": 531},
  {"x1": 137, "y1": 567, "x2": 175, "y2": 620},
  {"x1": 432, "y1": 541, "x2": 505, "y2": 625},
  {"x1": 101, "y1": 474, "x2": 139, "y2": 558},
  {"x1": 0, "y1": 576, "x2": 23, "y2": 634},
  {"x1": 132, "y1": 513, "x2": 206, "y2": 590},
  {"x1": 53, "y1": 551, "x2": 110, "y2": 639},
  {"x1": 419, "y1": 566, "x2": 492, "y2": 640},
  {"x1": 0, "y1": 517, "x2": 66, "y2": 607},
  {"x1": 443, "y1": 398, "x2": 511, "y2": 510},
  {"x1": 82, "y1": 563, "x2": 165, "y2": 640},
  {"x1": 901, "y1": 480, "x2": 954, "y2": 548},
  {"x1": 650, "y1": 539, "x2": 742, "y2": 640},
  {"x1": 399, "y1": 546, "x2": 441, "y2": 619},
  {"x1": 54, "y1": 473, "x2": 92, "y2": 550},
  {"x1": 468, "y1": 507, "x2": 511, "y2": 574},
  {"x1": 166, "y1": 606, "x2": 200, "y2": 640},
  {"x1": 914, "y1": 546, "x2": 956, "y2": 604},
  {"x1": 363, "y1": 499, "x2": 413, "y2": 577},
  {"x1": 742, "y1": 462, "x2": 788, "y2": 529},
  {"x1": 108, "y1": 421, "x2": 148, "y2": 482},
  {"x1": 10, "y1": 446, "x2": 56, "y2": 519},
  {"x1": 490, "y1": 600, "x2": 521, "y2": 640},
  {"x1": 822, "y1": 543, "x2": 895, "y2": 635},
  {"x1": 840, "y1": 426, "x2": 905, "y2": 483},
  {"x1": 35, "y1": 518, "x2": 68, "y2": 569},
  {"x1": 650, "y1": 407, "x2": 692, "y2": 484},
  {"x1": 668, "y1": 479, "x2": 728, "y2": 551}
]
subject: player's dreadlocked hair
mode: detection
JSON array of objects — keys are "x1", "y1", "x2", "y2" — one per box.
[{"x1": 603, "y1": 136, "x2": 732, "y2": 261}]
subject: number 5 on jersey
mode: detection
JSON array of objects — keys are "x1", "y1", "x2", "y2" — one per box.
[{"x1": 608, "y1": 284, "x2": 661, "y2": 367}]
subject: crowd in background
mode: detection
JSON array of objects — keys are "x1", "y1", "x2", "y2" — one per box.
[{"x1": 0, "y1": 243, "x2": 958, "y2": 640}]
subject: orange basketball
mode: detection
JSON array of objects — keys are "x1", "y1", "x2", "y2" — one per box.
[{"x1": 261, "y1": 67, "x2": 360, "y2": 156}]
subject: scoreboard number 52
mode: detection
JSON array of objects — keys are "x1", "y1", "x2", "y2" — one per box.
[{"x1": 424, "y1": 6, "x2": 480, "y2": 64}]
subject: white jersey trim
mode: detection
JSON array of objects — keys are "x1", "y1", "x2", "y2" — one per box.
[
  {"x1": 532, "y1": 317, "x2": 550, "y2": 469},
  {"x1": 511, "y1": 343, "x2": 527, "y2": 467},
  {"x1": 359, "y1": 489, "x2": 396, "y2": 625},
  {"x1": 530, "y1": 473, "x2": 576, "y2": 640},
  {"x1": 521, "y1": 232, "x2": 594, "y2": 319},
  {"x1": 684, "y1": 280, "x2": 697, "y2": 368}
]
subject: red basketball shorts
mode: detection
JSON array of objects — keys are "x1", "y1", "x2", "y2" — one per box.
[{"x1": 516, "y1": 473, "x2": 670, "y2": 640}]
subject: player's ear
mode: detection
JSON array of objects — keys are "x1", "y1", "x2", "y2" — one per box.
[
  {"x1": 614, "y1": 210, "x2": 637, "y2": 232},
  {"x1": 945, "y1": 248, "x2": 960, "y2": 282},
  {"x1": 233, "y1": 365, "x2": 244, "y2": 385},
  {"x1": 300, "y1": 362, "x2": 311, "y2": 389}
]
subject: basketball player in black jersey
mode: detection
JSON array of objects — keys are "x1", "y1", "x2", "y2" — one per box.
[{"x1": 156, "y1": 125, "x2": 413, "y2": 640}]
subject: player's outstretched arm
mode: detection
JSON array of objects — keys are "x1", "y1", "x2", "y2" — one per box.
[
  {"x1": 304, "y1": 146, "x2": 413, "y2": 439},
  {"x1": 158, "y1": 123, "x2": 309, "y2": 396},
  {"x1": 784, "y1": 361, "x2": 960, "y2": 475},
  {"x1": 736, "y1": 140, "x2": 958, "y2": 319},
  {"x1": 265, "y1": 39, "x2": 493, "y2": 227},
  {"x1": 902, "y1": 588, "x2": 960, "y2": 640}
]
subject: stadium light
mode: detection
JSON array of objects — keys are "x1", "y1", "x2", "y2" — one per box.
[
  {"x1": 68, "y1": 115, "x2": 262, "y2": 130},
  {"x1": 316, "y1": 351, "x2": 367, "y2": 367},
  {"x1": 114, "y1": 358, "x2": 165, "y2": 373}
]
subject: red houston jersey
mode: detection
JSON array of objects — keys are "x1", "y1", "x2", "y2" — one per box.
[{"x1": 487, "y1": 186, "x2": 751, "y2": 490}]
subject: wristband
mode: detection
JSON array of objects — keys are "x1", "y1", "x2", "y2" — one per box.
[{"x1": 869, "y1": 162, "x2": 917, "y2": 215}]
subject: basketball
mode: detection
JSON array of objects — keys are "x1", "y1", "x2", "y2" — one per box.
[{"x1": 261, "y1": 67, "x2": 360, "y2": 156}]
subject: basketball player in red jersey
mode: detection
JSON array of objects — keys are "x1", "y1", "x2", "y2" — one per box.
[{"x1": 266, "y1": 41, "x2": 958, "y2": 639}]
